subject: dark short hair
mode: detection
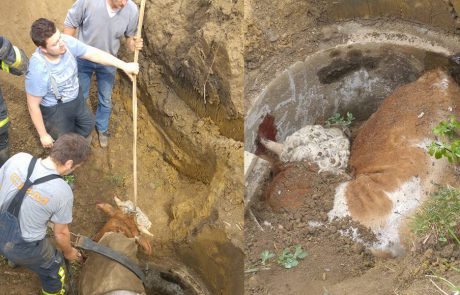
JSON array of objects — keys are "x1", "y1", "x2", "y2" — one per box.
[
  {"x1": 51, "y1": 133, "x2": 91, "y2": 166},
  {"x1": 30, "y1": 18, "x2": 56, "y2": 48}
]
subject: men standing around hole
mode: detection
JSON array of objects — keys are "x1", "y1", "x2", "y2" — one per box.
[
  {"x1": 0, "y1": 36, "x2": 29, "y2": 165},
  {"x1": 0, "y1": 133, "x2": 90, "y2": 295},
  {"x1": 64, "y1": 0, "x2": 143, "y2": 148},
  {"x1": 26, "y1": 18, "x2": 139, "y2": 149}
]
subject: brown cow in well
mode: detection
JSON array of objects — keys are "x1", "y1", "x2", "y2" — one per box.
[{"x1": 328, "y1": 69, "x2": 460, "y2": 257}]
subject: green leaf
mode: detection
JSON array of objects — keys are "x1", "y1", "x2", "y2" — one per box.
[
  {"x1": 260, "y1": 250, "x2": 275, "y2": 265},
  {"x1": 293, "y1": 245, "x2": 308, "y2": 259}
]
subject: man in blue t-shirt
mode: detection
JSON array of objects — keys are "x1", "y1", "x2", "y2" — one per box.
[{"x1": 26, "y1": 18, "x2": 139, "y2": 149}]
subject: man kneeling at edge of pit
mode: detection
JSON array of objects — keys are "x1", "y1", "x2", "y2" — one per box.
[
  {"x1": 25, "y1": 18, "x2": 139, "y2": 149},
  {"x1": 0, "y1": 133, "x2": 90, "y2": 295}
]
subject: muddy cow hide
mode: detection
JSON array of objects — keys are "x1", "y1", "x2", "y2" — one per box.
[
  {"x1": 328, "y1": 69, "x2": 460, "y2": 257},
  {"x1": 79, "y1": 232, "x2": 146, "y2": 295},
  {"x1": 93, "y1": 202, "x2": 152, "y2": 255}
]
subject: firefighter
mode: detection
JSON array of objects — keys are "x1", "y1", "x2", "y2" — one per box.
[
  {"x1": 0, "y1": 36, "x2": 29, "y2": 167},
  {"x1": 0, "y1": 133, "x2": 90, "y2": 295},
  {"x1": 0, "y1": 36, "x2": 29, "y2": 166}
]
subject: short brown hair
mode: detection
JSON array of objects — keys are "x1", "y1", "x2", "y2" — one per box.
[
  {"x1": 30, "y1": 18, "x2": 56, "y2": 48},
  {"x1": 51, "y1": 133, "x2": 91, "y2": 166}
]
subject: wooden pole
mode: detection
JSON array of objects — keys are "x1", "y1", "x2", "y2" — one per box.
[{"x1": 133, "y1": 0, "x2": 146, "y2": 206}]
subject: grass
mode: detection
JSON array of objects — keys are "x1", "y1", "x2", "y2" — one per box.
[
  {"x1": 410, "y1": 185, "x2": 460, "y2": 244},
  {"x1": 426, "y1": 274, "x2": 460, "y2": 295}
]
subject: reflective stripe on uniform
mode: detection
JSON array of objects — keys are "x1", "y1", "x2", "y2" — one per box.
[
  {"x1": 58, "y1": 266, "x2": 66, "y2": 285},
  {"x1": 11, "y1": 46, "x2": 22, "y2": 68},
  {"x1": 41, "y1": 266, "x2": 66, "y2": 295},
  {"x1": 1, "y1": 61, "x2": 9, "y2": 73},
  {"x1": 0, "y1": 116, "x2": 9, "y2": 128}
]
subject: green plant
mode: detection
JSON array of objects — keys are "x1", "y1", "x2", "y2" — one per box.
[
  {"x1": 428, "y1": 116, "x2": 460, "y2": 163},
  {"x1": 410, "y1": 185, "x2": 460, "y2": 244},
  {"x1": 326, "y1": 112, "x2": 355, "y2": 128},
  {"x1": 260, "y1": 250, "x2": 275, "y2": 265},
  {"x1": 63, "y1": 174, "x2": 75, "y2": 186},
  {"x1": 277, "y1": 244, "x2": 308, "y2": 269}
]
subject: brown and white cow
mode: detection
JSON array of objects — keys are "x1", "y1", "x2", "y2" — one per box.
[{"x1": 328, "y1": 69, "x2": 460, "y2": 257}]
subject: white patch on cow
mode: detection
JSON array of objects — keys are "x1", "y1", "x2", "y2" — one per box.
[
  {"x1": 371, "y1": 176, "x2": 422, "y2": 256},
  {"x1": 328, "y1": 182, "x2": 351, "y2": 220},
  {"x1": 328, "y1": 177, "x2": 422, "y2": 256}
]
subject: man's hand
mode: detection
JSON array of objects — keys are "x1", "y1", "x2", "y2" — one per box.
[
  {"x1": 127, "y1": 36, "x2": 143, "y2": 52},
  {"x1": 122, "y1": 62, "x2": 139, "y2": 81},
  {"x1": 64, "y1": 247, "x2": 82, "y2": 261},
  {"x1": 40, "y1": 134, "x2": 54, "y2": 148}
]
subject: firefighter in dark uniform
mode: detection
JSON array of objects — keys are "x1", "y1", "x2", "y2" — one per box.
[{"x1": 0, "y1": 36, "x2": 29, "y2": 166}]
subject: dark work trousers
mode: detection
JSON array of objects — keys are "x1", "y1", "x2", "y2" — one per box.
[
  {"x1": 0, "y1": 87, "x2": 10, "y2": 167},
  {"x1": 40, "y1": 89, "x2": 95, "y2": 140},
  {"x1": 0, "y1": 158, "x2": 65, "y2": 294},
  {"x1": 0, "y1": 86, "x2": 9, "y2": 149}
]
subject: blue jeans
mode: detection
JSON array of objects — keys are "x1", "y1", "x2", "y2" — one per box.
[{"x1": 77, "y1": 58, "x2": 116, "y2": 133}]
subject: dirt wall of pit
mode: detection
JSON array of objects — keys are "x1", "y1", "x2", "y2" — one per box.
[
  {"x1": 136, "y1": 0, "x2": 244, "y2": 142},
  {"x1": 119, "y1": 1, "x2": 244, "y2": 293}
]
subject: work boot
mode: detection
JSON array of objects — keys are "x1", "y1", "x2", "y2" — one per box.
[
  {"x1": 0, "y1": 147, "x2": 9, "y2": 167},
  {"x1": 98, "y1": 131, "x2": 110, "y2": 148}
]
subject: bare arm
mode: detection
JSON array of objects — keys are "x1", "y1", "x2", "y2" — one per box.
[
  {"x1": 63, "y1": 27, "x2": 77, "y2": 37},
  {"x1": 54, "y1": 223, "x2": 81, "y2": 261},
  {"x1": 26, "y1": 93, "x2": 54, "y2": 148},
  {"x1": 81, "y1": 47, "x2": 139, "y2": 80}
]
